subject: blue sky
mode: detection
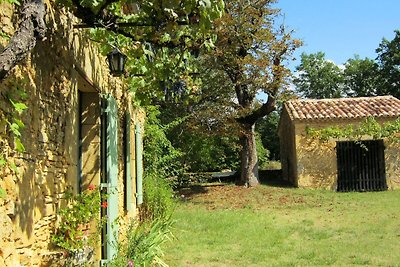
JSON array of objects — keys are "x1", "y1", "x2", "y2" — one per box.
[{"x1": 275, "y1": 0, "x2": 400, "y2": 69}]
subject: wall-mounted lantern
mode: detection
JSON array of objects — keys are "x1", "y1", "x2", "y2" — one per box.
[{"x1": 107, "y1": 48, "x2": 127, "y2": 77}]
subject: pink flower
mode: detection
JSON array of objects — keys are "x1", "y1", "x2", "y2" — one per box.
[
  {"x1": 127, "y1": 260, "x2": 134, "y2": 267},
  {"x1": 101, "y1": 201, "x2": 108, "y2": 208},
  {"x1": 88, "y1": 184, "x2": 96, "y2": 191}
]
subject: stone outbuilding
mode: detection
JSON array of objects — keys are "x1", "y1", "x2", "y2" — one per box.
[
  {"x1": 0, "y1": 2, "x2": 144, "y2": 266},
  {"x1": 278, "y1": 95, "x2": 400, "y2": 191}
]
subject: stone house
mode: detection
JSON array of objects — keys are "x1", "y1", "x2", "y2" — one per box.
[
  {"x1": 0, "y1": 2, "x2": 144, "y2": 266},
  {"x1": 278, "y1": 95, "x2": 400, "y2": 191}
]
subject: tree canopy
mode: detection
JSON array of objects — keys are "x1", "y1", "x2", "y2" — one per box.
[
  {"x1": 293, "y1": 52, "x2": 343, "y2": 99},
  {"x1": 293, "y1": 30, "x2": 400, "y2": 99},
  {"x1": 376, "y1": 29, "x2": 400, "y2": 98}
]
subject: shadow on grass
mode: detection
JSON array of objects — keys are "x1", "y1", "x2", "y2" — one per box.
[
  {"x1": 177, "y1": 169, "x2": 294, "y2": 200},
  {"x1": 259, "y1": 169, "x2": 294, "y2": 188},
  {"x1": 177, "y1": 184, "x2": 226, "y2": 200}
]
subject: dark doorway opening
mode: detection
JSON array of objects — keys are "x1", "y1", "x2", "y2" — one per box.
[{"x1": 336, "y1": 140, "x2": 387, "y2": 192}]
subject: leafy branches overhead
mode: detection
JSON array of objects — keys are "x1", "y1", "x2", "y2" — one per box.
[{"x1": 63, "y1": 0, "x2": 225, "y2": 101}]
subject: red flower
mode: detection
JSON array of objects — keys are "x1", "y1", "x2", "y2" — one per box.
[
  {"x1": 101, "y1": 201, "x2": 108, "y2": 208},
  {"x1": 88, "y1": 184, "x2": 96, "y2": 191}
]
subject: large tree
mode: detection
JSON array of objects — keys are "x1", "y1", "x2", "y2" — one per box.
[
  {"x1": 201, "y1": 0, "x2": 300, "y2": 186},
  {"x1": 343, "y1": 55, "x2": 380, "y2": 97},
  {"x1": 293, "y1": 52, "x2": 343, "y2": 99},
  {"x1": 376, "y1": 29, "x2": 400, "y2": 98}
]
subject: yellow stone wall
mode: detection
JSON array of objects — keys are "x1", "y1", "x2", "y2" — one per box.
[
  {"x1": 278, "y1": 108, "x2": 298, "y2": 185},
  {"x1": 0, "y1": 2, "x2": 144, "y2": 266},
  {"x1": 280, "y1": 115, "x2": 400, "y2": 190},
  {"x1": 385, "y1": 140, "x2": 400, "y2": 189}
]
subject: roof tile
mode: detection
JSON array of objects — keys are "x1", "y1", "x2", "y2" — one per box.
[{"x1": 285, "y1": 95, "x2": 400, "y2": 121}]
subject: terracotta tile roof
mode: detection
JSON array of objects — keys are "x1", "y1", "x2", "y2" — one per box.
[{"x1": 285, "y1": 95, "x2": 400, "y2": 121}]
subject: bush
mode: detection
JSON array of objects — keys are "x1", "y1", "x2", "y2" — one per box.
[
  {"x1": 109, "y1": 218, "x2": 174, "y2": 267},
  {"x1": 143, "y1": 105, "x2": 187, "y2": 188},
  {"x1": 139, "y1": 174, "x2": 175, "y2": 223}
]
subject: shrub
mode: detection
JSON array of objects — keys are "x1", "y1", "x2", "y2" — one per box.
[
  {"x1": 109, "y1": 218, "x2": 174, "y2": 267},
  {"x1": 52, "y1": 185, "x2": 106, "y2": 252},
  {"x1": 139, "y1": 173, "x2": 175, "y2": 223},
  {"x1": 143, "y1": 105, "x2": 187, "y2": 183}
]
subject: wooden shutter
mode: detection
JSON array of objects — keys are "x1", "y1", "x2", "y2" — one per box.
[
  {"x1": 105, "y1": 95, "x2": 119, "y2": 260},
  {"x1": 135, "y1": 123, "x2": 143, "y2": 205},
  {"x1": 125, "y1": 112, "x2": 133, "y2": 212}
]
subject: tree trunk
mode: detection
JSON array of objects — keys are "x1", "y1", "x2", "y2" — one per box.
[
  {"x1": 238, "y1": 123, "x2": 259, "y2": 187},
  {"x1": 0, "y1": 0, "x2": 46, "y2": 81}
]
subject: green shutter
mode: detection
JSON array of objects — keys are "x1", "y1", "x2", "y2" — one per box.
[
  {"x1": 135, "y1": 123, "x2": 143, "y2": 205},
  {"x1": 125, "y1": 112, "x2": 132, "y2": 212},
  {"x1": 106, "y1": 95, "x2": 119, "y2": 260}
]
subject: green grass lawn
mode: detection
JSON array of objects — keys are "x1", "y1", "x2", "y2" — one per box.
[{"x1": 163, "y1": 183, "x2": 400, "y2": 267}]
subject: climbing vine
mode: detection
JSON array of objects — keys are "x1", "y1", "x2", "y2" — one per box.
[
  {"x1": 0, "y1": 84, "x2": 28, "y2": 198},
  {"x1": 306, "y1": 117, "x2": 400, "y2": 143},
  {"x1": 0, "y1": 0, "x2": 20, "y2": 5}
]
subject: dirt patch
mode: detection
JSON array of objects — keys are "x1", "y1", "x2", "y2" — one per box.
[{"x1": 177, "y1": 182, "x2": 313, "y2": 210}]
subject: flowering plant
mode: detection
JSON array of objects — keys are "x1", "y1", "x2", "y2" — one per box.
[{"x1": 52, "y1": 185, "x2": 107, "y2": 252}]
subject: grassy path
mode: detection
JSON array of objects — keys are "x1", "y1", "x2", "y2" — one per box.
[{"x1": 163, "y1": 183, "x2": 400, "y2": 266}]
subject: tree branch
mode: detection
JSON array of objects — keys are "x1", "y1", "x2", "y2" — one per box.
[
  {"x1": 0, "y1": 0, "x2": 46, "y2": 81},
  {"x1": 236, "y1": 47, "x2": 288, "y2": 125}
]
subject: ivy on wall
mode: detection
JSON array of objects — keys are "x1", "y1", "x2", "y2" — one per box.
[
  {"x1": 0, "y1": 0, "x2": 20, "y2": 5},
  {"x1": 305, "y1": 117, "x2": 400, "y2": 143},
  {"x1": 0, "y1": 85, "x2": 28, "y2": 198}
]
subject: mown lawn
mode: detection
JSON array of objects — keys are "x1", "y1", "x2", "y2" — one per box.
[{"x1": 163, "y1": 182, "x2": 400, "y2": 267}]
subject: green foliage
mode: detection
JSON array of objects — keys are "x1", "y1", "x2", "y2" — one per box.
[
  {"x1": 255, "y1": 132, "x2": 270, "y2": 170},
  {"x1": 5, "y1": 88, "x2": 28, "y2": 153},
  {"x1": 343, "y1": 56, "x2": 380, "y2": 97},
  {"x1": 0, "y1": 0, "x2": 20, "y2": 5},
  {"x1": 140, "y1": 174, "x2": 175, "y2": 223},
  {"x1": 143, "y1": 105, "x2": 186, "y2": 182},
  {"x1": 306, "y1": 117, "x2": 400, "y2": 143},
  {"x1": 293, "y1": 52, "x2": 344, "y2": 98},
  {"x1": 376, "y1": 29, "x2": 400, "y2": 98},
  {"x1": 294, "y1": 29, "x2": 400, "y2": 99},
  {"x1": 0, "y1": 187, "x2": 6, "y2": 199},
  {"x1": 256, "y1": 111, "x2": 280, "y2": 160},
  {"x1": 52, "y1": 185, "x2": 107, "y2": 252},
  {"x1": 67, "y1": 0, "x2": 225, "y2": 103},
  {"x1": 0, "y1": 85, "x2": 28, "y2": 195},
  {"x1": 173, "y1": 132, "x2": 240, "y2": 173},
  {"x1": 108, "y1": 218, "x2": 174, "y2": 267},
  {"x1": 0, "y1": 30, "x2": 10, "y2": 41}
]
